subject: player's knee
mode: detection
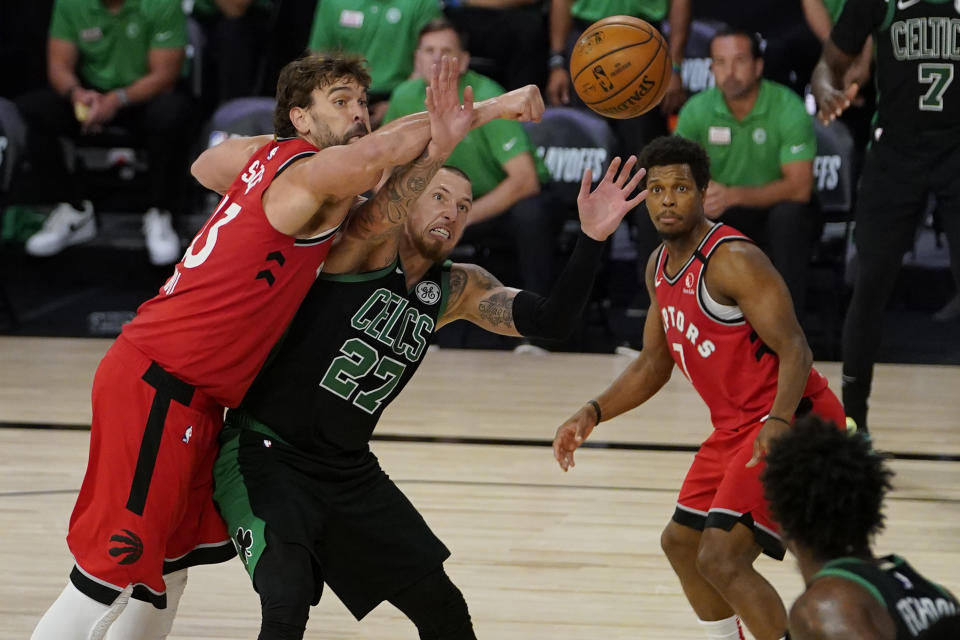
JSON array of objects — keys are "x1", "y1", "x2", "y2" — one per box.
[
  {"x1": 660, "y1": 521, "x2": 696, "y2": 562},
  {"x1": 389, "y1": 567, "x2": 476, "y2": 640},
  {"x1": 695, "y1": 542, "x2": 739, "y2": 588}
]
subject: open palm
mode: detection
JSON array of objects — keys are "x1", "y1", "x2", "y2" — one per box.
[
  {"x1": 577, "y1": 156, "x2": 648, "y2": 241},
  {"x1": 425, "y1": 56, "x2": 474, "y2": 156}
]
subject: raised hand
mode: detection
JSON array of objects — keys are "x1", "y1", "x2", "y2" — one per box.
[
  {"x1": 553, "y1": 405, "x2": 597, "y2": 471},
  {"x1": 497, "y1": 84, "x2": 545, "y2": 123},
  {"x1": 425, "y1": 55, "x2": 474, "y2": 156},
  {"x1": 577, "y1": 155, "x2": 647, "y2": 241}
]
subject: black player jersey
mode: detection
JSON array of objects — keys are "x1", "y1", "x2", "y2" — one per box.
[
  {"x1": 832, "y1": 0, "x2": 960, "y2": 141},
  {"x1": 240, "y1": 258, "x2": 451, "y2": 456},
  {"x1": 813, "y1": 554, "x2": 959, "y2": 638}
]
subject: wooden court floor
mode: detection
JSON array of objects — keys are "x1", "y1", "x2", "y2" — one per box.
[{"x1": 1, "y1": 337, "x2": 958, "y2": 639}]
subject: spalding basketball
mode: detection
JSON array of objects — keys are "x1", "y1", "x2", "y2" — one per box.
[{"x1": 570, "y1": 16, "x2": 671, "y2": 119}]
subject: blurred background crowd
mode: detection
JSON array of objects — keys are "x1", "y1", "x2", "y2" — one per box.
[{"x1": 0, "y1": 0, "x2": 956, "y2": 363}]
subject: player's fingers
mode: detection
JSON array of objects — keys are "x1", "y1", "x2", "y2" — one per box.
[
  {"x1": 746, "y1": 439, "x2": 762, "y2": 468},
  {"x1": 603, "y1": 156, "x2": 622, "y2": 184},
  {"x1": 625, "y1": 188, "x2": 649, "y2": 211},
  {"x1": 844, "y1": 82, "x2": 860, "y2": 103},
  {"x1": 624, "y1": 165, "x2": 646, "y2": 195},
  {"x1": 616, "y1": 155, "x2": 638, "y2": 187},
  {"x1": 462, "y1": 85, "x2": 474, "y2": 113},
  {"x1": 425, "y1": 86, "x2": 435, "y2": 113},
  {"x1": 578, "y1": 168, "x2": 593, "y2": 201}
]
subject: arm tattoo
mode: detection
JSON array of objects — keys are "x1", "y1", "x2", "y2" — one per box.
[
  {"x1": 470, "y1": 265, "x2": 515, "y2": 329},
  {"x1": 355, "y1": 147, "x2": 443, "y2": 236},
  {"x1": 477, "y1": 291, "x2": 515, "y2": 329},
  {"x1": 448, "y1": 267, "x2": 468, "y2": 307}
]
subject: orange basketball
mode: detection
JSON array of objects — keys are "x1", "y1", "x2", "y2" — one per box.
[{"x1": 570, "y1": 16, "x2": 671, "y2": 119}]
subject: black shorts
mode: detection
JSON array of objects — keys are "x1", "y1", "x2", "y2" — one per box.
[
  {"x1": 853, "y1": 133, "x2": 960, "y2": 260},
  {"x1": 213, "y1": 410, "x2": 450, "y2": 620}
]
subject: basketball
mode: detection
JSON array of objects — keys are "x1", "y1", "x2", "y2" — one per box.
[{"x1": 569, "y1": 16, "x2": 671, "y2": 119}]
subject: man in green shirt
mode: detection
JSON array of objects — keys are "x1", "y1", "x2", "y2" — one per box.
[
  {"x1": 14, "y1": 0, "x2": 195, "y2": 266},
  {"x1": 674, "y1": 28, "x2": 817, "y2": 315},
  {"x1": 385, "y1": 18, "x2": 560, "y2": 301},
  {"x1": 308, "y1": 0, "x2": 440, "y2": 125}
]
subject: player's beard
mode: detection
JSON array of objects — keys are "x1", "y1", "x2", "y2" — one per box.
[
  {"x1": 314, "y1": 121, "x2": 369, "y2": 147},
  {"x1": 411, "y1": 231, "x2": 450, "y2": 263}
]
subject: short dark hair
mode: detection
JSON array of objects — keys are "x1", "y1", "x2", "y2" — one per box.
[
  {"x1": 440, "y1": 165, "x2": 471, "y2": 184},
  {"x1": 761, "y1": 415, "x2": 893, "y2": 561},
  {"x1": 418, "y1": 17, "x2": 468, "y2": 51},
  {"x1": 638, "y1": 136, "x2": 711, "y2": 191},
  {"x1": 710, "y1": 27, "x2": 765, "y2": 60},
  {"x1": 273, "y1": 53, "x2": 372, "y2": 138}
]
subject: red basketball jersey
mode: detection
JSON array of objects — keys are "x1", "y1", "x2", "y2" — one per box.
[
  {"x1": 123, "y1": 138, "x2": 338, "y2": 407},
  {"x1": 653, "y1": 223, "x2": 828, "y2": 431}
]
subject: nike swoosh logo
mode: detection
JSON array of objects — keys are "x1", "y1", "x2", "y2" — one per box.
[
  {"x1": 896, "y1": 0, "x2": 920, "y2": 9},
  {"x1": 502, "y1": 138, "x2": 517, "y2": 151},
  {"x1": 790, "y1": 144, "x2": 805, "y2": 153},
  {"x1": 156, "y1": 31, "x2": 172, "y2": 41},
  {"x1": 655, "y1": 276, "x2": 663, "y2": 286},
  {"x1": 395, "y1": 267, "x2": 403, "y2": 274}
]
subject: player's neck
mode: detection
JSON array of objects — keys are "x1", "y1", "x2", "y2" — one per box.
[
  {"x1": 662, "y1": 220, "x2": 713, "y2": 267},
  {"x1": 797, "y1": 547, "x2": 877, "y2": 585},
  {"x1": 398, "y1": 240, "x2": 433, "y2": 289}
]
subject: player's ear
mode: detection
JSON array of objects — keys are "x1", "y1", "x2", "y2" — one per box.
[
  {"x1": 754, "y1": 57, "x2": 764, "y2": 79},
  {"x1": 289, "y1": 106, "x2": 308, "y2": 135}
]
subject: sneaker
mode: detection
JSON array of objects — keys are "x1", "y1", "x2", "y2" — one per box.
[
  {"x1": 24, "y1": 201, "x2": 96, "y2": 256},
  {"x1": 933, "y1": 294, "x2": 960, "y2": 322},
  {"x1": 143, "y1": 208, "x2": 181, "y2": 266},
  {"x1": 513, "y1": 339, "x2": 549, "y2": 355}
]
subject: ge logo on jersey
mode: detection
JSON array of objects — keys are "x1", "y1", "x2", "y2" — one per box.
[{"x1": 416, "y1": 281, "x2": 441, "y2": 305}]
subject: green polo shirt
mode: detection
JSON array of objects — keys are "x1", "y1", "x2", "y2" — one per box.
[
  {"x1": 308, "y1": 0, "x2": 441, "y2": 96},
  {"x1": 572, "y1": 0, "x2": 668, "y2": 24},
  {"x1": 674, "y1": 80, "x2": 816, "y2": 187},
  {"x1": 383, "y1": 70, "x2": 549, "y2": 198},
  {"x1": 49, "y1": 0, "x2": 187, "y2": 92}
]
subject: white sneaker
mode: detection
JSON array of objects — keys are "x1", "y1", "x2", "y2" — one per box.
[
  {"x1": 24, "y1": 201, "x2": 96, "y2": 256},
  {"x1": 143, "y1": 208, "x2": 181, "y2": 266}
]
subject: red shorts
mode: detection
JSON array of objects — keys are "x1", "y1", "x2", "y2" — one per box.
[
  {"x1": 673, "y1": 385, "x2": 845, "y2": 559},
  {"x1": 66, "y1": 336, "x2": 235, "y2": 607}
]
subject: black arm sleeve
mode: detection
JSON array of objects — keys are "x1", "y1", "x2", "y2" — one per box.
[{"x1": 512, "y1": 230, "x2": 605, "y2": 340}]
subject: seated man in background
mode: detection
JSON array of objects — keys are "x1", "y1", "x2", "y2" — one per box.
[
  {"x1": 675, "y1": 28, "x2": 817, "y2": 318},
  {"x1": 308, "y1": 0, "x2": 441, "y2": 126},
  {"x1": 15, "y1": 0, "x2": 195, "y2": 266},
  {"x1": 385, "y1": 19, "x2": 556, "y2": 305}
]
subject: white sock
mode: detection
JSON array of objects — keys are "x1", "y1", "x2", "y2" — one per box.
[
  {"x1": 31, "y1": 579, "x2": 131, "y2": 640},
  {"x1": 105, "y1": 569, "x2": 188, "y2": 640},
  {"x1": 698, "y1": 615, "x2": 744, "y2": 640}
]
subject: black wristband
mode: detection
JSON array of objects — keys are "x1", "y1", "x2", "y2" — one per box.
[
  {"x1": 548, "y1": 52, "x2": 567, "y2": 70},
  {"x1": 764, "y1": 416, "x2": 791, "y2": 426},
  {"x1": 587, "y1": 399, "x2": 602, "y2": 424}
]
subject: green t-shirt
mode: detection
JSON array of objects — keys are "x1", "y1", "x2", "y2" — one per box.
[
  {"x1": 49, "y1": 0, "x2": 187, "y2": 91},
  {"x1": 674, "y1": 80, "x2": 816, "y2": 186},
  {"x1": 308, "y1": 0, "x2": 441, "y2": 96},
  {"x1": 572, "y1": 0, "x2": 668, "y2": 24},
  {"x1": 383, "y1": 70, "x2": 549, "y2": 198}
]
